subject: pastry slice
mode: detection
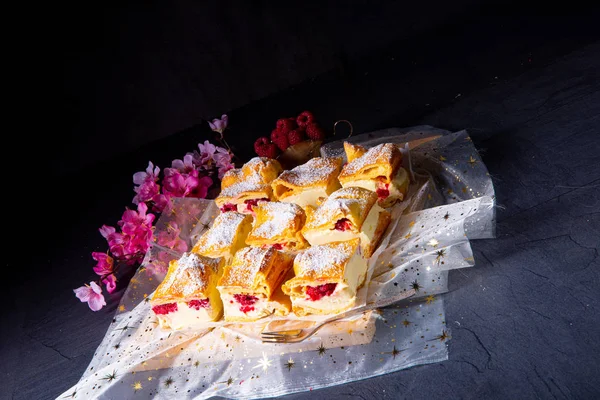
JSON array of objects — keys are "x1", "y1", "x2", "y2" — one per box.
[
  {"x1": 192, "y1": 212, "x2": 253, "y2": 262},
  {"x1": 217, "y1": 247, "x2": 294, "y2": 322},
  {"x1": 301, "y1": 187, "x2": 391, "y2": 257},
  {"x1": 271, "y1": 157, "x2": 343, "y2": 208},
  {"x1": 215, "y1": 157, "x2": 283, "y2": 214},
  {"x1": 338, "y1": 142, "x2": 409, "y2": 207},
  {"x1": 151, "y1": 253, "x2": 225, "y2": 329},
  {"x1": 245, "y1": 202, "x2": 308, "y2": 251},
  {"x1": 282, "y1": 239, "x2": 367, "y2": 316}
]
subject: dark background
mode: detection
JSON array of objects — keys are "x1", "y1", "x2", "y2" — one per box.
[{"x1": 5, "y1": 2, "x2": 600, "y2": 399}]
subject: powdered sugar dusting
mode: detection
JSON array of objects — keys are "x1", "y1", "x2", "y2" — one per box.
[
  {"x1": 157, "y1": 252, "x2": 216, "y2": 298},
  {"x1": 221, "y1": 247, "x2": 271, "y2": 288},
  {"x1": 199, "y1": 212, "x2": 248, "y2": 250},
  {"x1": 253, "y1": 202, "x2": 303, "y2": 239},
  {"x1": 276, "y1": 157, "x2": 340, "y2": 187},
  {"x1": 296, "y1": 241, "x2": 355, "y2": 276},
  {"x1": 309, "y1": 187, "x2": 372, "y2": 227},
  {"x1": 343, "y1": 143, "x2": 391, "y2": 175},
  {"x1": 220, "y1": 172, "x2": 266, "y2": 197}
]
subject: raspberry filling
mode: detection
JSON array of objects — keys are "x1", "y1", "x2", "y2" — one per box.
[
  {"x1": 244, "y1": 198, "x2": 269, "y2": 212},
  {"x1": 220, "y1": 203, "x2": 237, "y2": 212},
  {"x1": 233, "y1": 294, "x2": 259, "y2": 313},
  {"x1": 152, "y1": 302, "x2": 178, "y2": 315},
  {"x1": 334, "y1": 218, "x2": 352, "y2": 231},
  {"x1": 187, "y1": 299, "x2": 210, "y2": 310},
  {"x1": 261, "y1": 243, "x2": 286, "y2": 250},
  {"x1": 306, "y1": 283, "x2": 338, "y2": 301},
  {"x1": 376, "y1": 183, "x2": 390, "y2": 199}
]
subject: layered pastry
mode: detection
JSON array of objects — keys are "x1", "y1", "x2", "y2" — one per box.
[
  {"x1": 217, "y1": 246, "x2": 294, "y2": 322},
  {"x1": 338, "y1": 142, "x2": 409, "y2": 207},
  {"x1": 245, "y1": 202, "x2": 308, "y2": 251},
  {"x1": 282, "y1": 239, "x2": 367, "y2": 316},
  {"x1": 301, "y1": 186, "x2": 391, "y2": 257},
  {"x1": 215, "y1": 157, "x2": 283, "y2": 214},
  {"x1": 192, "y1": 211, "x2": 253, "y2": 263},
  {"x1": 271, "y1": 157, "x2": 343, "y2": 208},
  {"x1": 151, "y1": 252, "x2": 225, "y2": 329}
]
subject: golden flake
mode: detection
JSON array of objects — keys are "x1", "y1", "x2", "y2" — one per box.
[
  {"x1": 220, "y1": 332, "x2": 226, "y2": 340},
  {"x1": 404, "y1": 233, "x2": 412, "y2": 240},
  {"x1": 235, "y1": 335, "x2": 242, "y2": 342},
  {"x1": 439, "y1": 155, "x2": 447, "y2": 161},
  {"x1": 132, "y1": 381, "x2": 142, "y2": 392},
  {"x1": 147, "y1": 377, "x2": 153, "y2": 381},
  {"x1": 468, "y1": 155, "x2": 478, "y2": 166},
  {"x1": 194, "y1": 360, "x2": 200, "y2": 367},
  {"x1": 118, "y1": 305, "x2": 126, "y2": 312},
  {"x1": 409, "y1": 221, "x2": 416, "y2": 227},
  {"x1": 402, "y1": 319, "x2": 411, "y2": 327},
  {"x1": 425, "y1": 295, "x2": 436, "y2": 304},
  {"x1": 427, "y1": 194, "x2": 432, "y2": 200},
  {"x1": 462, "y1": 186, "x2": 468, "y2": 194}
]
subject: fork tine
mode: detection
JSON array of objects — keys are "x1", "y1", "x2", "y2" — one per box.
[{"x1": 261, "y1": 329, "x2": 303, "y2": 338}]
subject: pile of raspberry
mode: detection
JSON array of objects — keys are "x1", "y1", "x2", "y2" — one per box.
[{"x1": 254, "y1": 111, "x2": 326, "y2": 158}]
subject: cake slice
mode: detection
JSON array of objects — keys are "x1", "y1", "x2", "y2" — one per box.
[
  {"x1": 217, "y1": 247, "x2": 294, "y2": 322},
  {"x1": 338, "y1": 142, "x2": 409, "y2": 207},
  {"x1": 301, "y1": 186, "x2": 391, "y2": 257},
  {"x1": 271, "y1": 157, "x2": 343, "y2": 208},
  {"x1": 192, "y1": 211, "x2": 253, "y2": 263},
  {"x1": 245, "y1": 202, "x2": 308, "y2": 251},
  {"x1": 151, "y1": 252, "x2": 225, "y2": 329},
  {"x1": 215, "y1": 157, "x2": 283, "y2": 214},
  {"x1": 281, "y1": 239, "x2": 367, "y2": 316}
]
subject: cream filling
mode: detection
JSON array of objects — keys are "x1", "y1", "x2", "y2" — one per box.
[
  {"x1": 281, "y1": 187, "x2": 329, "y2": 208},
  {"x1": 156, "y1": 301, "x2": 221, "y2": 330},
  {"x1": 303, "y1": 204, "x2": 383, "y2": 250},
  {"x1": 221, "y1": 293, "x2": 272, "y2": 320},
  {"x1": 341, "y1": 167, "x2": 408, "y2": 200}
]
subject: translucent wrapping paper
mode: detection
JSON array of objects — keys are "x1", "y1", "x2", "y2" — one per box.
[{"x1": 59, "y1": 126, "x2": 495, "y2": 399}]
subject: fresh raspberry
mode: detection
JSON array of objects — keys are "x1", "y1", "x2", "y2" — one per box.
[
  {"x1": 270, "y1": 129, "x2": 289, "y2": 151},
  {"x1": 188, "y1": 299, "x2": 210, "y2": 310},
  {"x1": 287, "y1": 129, "x2": 305, "y2": 145},
  {"x1": 334, "y1": 218, "x2": 352, "y2": 231},
  {"x1": 276, "y1": 118, "x2": 297, "y2": 134},
  {"x1": 152, "y1": 302, "x2": 178, "y2": 315},
  {"x1": 306, "y1": 283, "x2": 337, "y2": 301},
  {"x1": 296, "y1": 111, "x2": 315, "y2": 127},
  {"x1": 305, "y1": 122, "x2": 325, "y2": 141},
  {"x1": 234, "y1": 294, "x2": 259, "y2": 313},
  {"x1": 254, "y1": 137, "x2": 279, "y2": 158}
]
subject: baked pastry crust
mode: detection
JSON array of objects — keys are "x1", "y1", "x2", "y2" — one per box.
[
  {"x1": 217, "y1": 246, "x2": 295, "y2": 322},
  {"x1": 271, "y1": 157, "x2": 343, "y2": 203},
  {"x1": 215, "y1": 157, "x2": 282, "y2": 210},
  {"x1": 192, "y1": 212, "x2": 253, "y2": 260},
  {"x1": 245, "y1": 202, "x2": 308, "y2": 250},
  {"x1": 338, "y1": 143, "x2": 402, "y2": 185},
  {"x1": 281, "y1": 239, "x2": 367, "y2": 316},
  {"x1": 343, "y1": 142, "x2": 367, "y2": 163}
]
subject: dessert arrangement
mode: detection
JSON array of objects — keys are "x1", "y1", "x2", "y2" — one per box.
[{"x1": 151, "y1": 140, "x2": 408, "y2": 329}]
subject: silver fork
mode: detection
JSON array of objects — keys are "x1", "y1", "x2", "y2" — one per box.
[{"x1": 261, "y1": 289, "x2": 416, "y2": 343}]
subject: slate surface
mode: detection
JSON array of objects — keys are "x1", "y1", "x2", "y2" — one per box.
[{"x1": 3, "y1": 15, "x2": 599, "y2": 400}]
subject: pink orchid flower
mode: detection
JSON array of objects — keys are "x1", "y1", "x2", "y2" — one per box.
[
  {"x1": 99, "y1": 225, "x2": 116, "y2": 239},
  {"x1": 133, "y1": 180, "x2": 160, "y2": 205},
  {"x1": 119, "y1": 203, "x2": 155, "y2": 235},
  {"x1": 133, "y1": 161, "x2": 160, "y2": 185},
  {"x1": 157, "y1": 222, "x2": 188, "y2": 253},
  {"x1": 171, "y1": 154, "x2": 196, "y2": 174},
  {"x1": 208, "y1": 114, "x2": 228, "y2": 134},
  {"x1": 152, "y1": 193, "x2": 173, "y2": 213},
  {"x1": 102, "y1": 274, "x2": 117, "y2": 294},
  {"x1": 74, "y1": 282, "x2": 106, "y2": 311},
  {"x1": 163, "y1": 168, "x2": 210, "y2": 198},
  {"x1": 92, "y1": 252, "x2": 114, "y2": 276}
]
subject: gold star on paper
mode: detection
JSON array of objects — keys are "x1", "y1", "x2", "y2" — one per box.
[
  {"x1": 439, "y1": 155, "x2": 447, "y2": 161},
  {"x1": 427, "y1": 238, "x2": 439, "y2": 248},
  {"x1": 132, "y1": 381, "x2": 142, "y2": 392},
  {"x1": 220, "y1": 332, "x2": 226, "y2": 340},
  {"x1": 443, "y1": 212, "x2": 450, "y2": 220},
  {"x1": 147, "y1": 377, "x2": 153, "y2": 381},
  {"x1": 411, "y1": 280, "x2": 421, "y2": 292},
  {"x1": 118, "y1": 305, "x2": 126, "y2": 312},
  {"x1": 425, "y1": 295, "x2": 436, "y2": 304},
  {"x1": 402, "y1": 319, "x2": 411, "y2": 327},
  {"x1": 116, "y1": 323, "x2": 134, "y2": 332},
  {"x1": 404, "y1": 233, "x2": 412, "y2": 239},
  {"x1": 253, "y1": 352, "x2": 272, "y2": 372},
  {"x1": 462, "y1": 186, "x2": 468, "y2": 194},
  {"x1": 468, "y1": 156, "x2": 478, "y2": 167},
  {"x1": 113, "y1": 343, "x2": 121, "y2": 350},
  {"x1": 164, "y1": 377, "x2": 174, "y2": 388},
  {"x1": 63, "y1": 389, "x2": 77, "y2": 398},
  {"x1": 101, "y1": 370, "x2": 118, "y2": 383},
  {"x1": 435, "y1": 249, "x2": 446, "y2": 265},
  {"x1": 284, "y1": 357, "x2": 295, "y2": 371},
  {"x1": 194, "y1": 360, "x2": 200, "y2": 367},
  {"x1": 234, "y1": 335, "x2": 242, "y2": 342},
  {"x1": 437, "y1": 330, "x2": 450, "y2": 341},
  {"x1": 317, "y1": 343, "x2": 327, "y2": 356},
  {"x1": 409, "y1": 221, "x2": 416, "y2": 227},
  {"x1": 386, "y1": 345, "x2": 402, "y2": 359},
  {"x1": 200, "y1": 221, "x2": 211, "y2": 232}
]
